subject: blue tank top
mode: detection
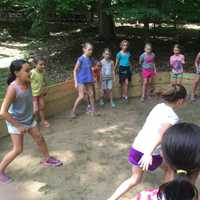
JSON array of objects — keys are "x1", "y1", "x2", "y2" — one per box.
[
  {"x1": 8, "y1": 81, "x2": 34, "y2": 126},
  {"x1": 76, "y1": 55, "x2": 95, "y2": 84}
]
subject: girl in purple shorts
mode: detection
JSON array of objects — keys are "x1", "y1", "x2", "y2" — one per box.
[
  {"x1": 139, "y1": 43, "x2": 157, "y2": 102},
  {"x1": 107, "y1": 84, "x2": 187, "y2": 200}
]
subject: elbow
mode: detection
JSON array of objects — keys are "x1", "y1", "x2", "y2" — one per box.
[{"x1": 0, "y1": 110, "x2": 5, "y2": 119}]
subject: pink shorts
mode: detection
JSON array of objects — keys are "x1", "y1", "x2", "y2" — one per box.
[{"x1": 142, "y1": 69, "x2": 155, "y2": 79}]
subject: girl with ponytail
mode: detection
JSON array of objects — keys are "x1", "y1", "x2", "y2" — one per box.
[
  {"x1": 0, "y1": 60, "x2": 62, "y2": 183},
  {"x1": 108, "y1": 84, "x2": 187, "y2": 200},
  {"x1": 133, "y1": 123, "x2": 200, "y2": 200}
]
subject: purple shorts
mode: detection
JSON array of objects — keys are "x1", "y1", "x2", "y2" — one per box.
[{"x1": 128, "y1": 147, "x2": 163, "y2": 171}]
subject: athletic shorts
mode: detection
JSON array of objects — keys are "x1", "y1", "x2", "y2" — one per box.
[{"x1": 102, "y1": 79, "x2": 113, "y2": 90}]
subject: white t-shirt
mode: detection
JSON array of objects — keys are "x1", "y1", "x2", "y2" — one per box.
[{"x1": 132, "y1": 103, "x2": 179, "y2": 155}]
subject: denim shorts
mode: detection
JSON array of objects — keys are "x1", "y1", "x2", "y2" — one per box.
[
  {"x1": 6, "y1": 120, "x2": 37, "y2": 134},
  {"x1": 102, "y1": 79, "x2": 113, "y2": 90}
]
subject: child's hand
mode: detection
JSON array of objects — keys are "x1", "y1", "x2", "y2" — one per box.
[
  {"x1": 18, "y1": 126, "x2": 28, "y2": 134},
  {"x1": 138, "y1": 154, "x2": 152, "y2": 171}
]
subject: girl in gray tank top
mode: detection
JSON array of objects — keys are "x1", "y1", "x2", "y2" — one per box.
[{"x1": 0, "y1": 60, "x2": 62, "y2": 183}]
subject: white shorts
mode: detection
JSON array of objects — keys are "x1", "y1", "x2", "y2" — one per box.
[
  {"x1": 6, "y1": 120, "x2": 37, "y2": 135},
  {"x1": 102, "y1": 79, "x2": 113, "y2": 90}
]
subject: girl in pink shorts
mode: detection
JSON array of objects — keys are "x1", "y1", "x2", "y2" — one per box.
[{"x1": 139, "y1": 43, "x2": 156, "y2": 102}]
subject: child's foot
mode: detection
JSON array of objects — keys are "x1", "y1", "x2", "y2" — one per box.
[
  {"x1": 41, "y1": 156, "x2": 63, "y2": 167},
  {"x1": 41, "y1": 121, "x2": 50, "y2": 128},
  {"x1": 86, "y1": 105, "x2": 92, "y2": 114},
  {"x1": 122, "y1": 96, "x2": 128, "y2": 102},
  {"x1": 140, "y1": 96, "x2": 145, "y2": 102},
  {"x1": 99, "y1": 99, "x2": 104, "y2": 106},
  {"x1": 190, "y1": 96, "x2": 196, "y2": 102},
  {"x1": 70, "y1": 112, "x2": 76, "y2": 119},
  {"x1": 0, "y1": 172, "x2": 12, "y2": 184},
  {"x1": 90, "y1": 108, "x2": 96, "y2": 117},
  {"x1": 111, "y1": 101, "x2": 116, "y2": 108}
]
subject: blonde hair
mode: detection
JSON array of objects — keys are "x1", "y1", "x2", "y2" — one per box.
[{"x1": 120, "y1": 40, "x2": 129, "y2": 48}]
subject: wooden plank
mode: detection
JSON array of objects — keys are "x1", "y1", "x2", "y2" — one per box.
[{"x1": 0, "y1": 119, "x2": 8, "y2": 137}]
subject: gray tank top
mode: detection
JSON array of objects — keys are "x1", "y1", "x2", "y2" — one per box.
[{"x1": 8, "y1": 81, "x2": 34, "y2": 126}]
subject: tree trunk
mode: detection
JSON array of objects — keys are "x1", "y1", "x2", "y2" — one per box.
[
  {"x1": 29, "y1": 0, "x2": 56, "y2": 37},
  {"x1": 98, "y1": 0, "x2": 115, "y2": 41}
]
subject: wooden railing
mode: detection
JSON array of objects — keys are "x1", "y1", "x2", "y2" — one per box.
[{"x1": 0, "y1": 72, "x2": 198, "y2": 138}]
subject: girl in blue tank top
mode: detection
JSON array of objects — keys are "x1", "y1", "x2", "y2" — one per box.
[
  {"x1": 0, "y1": 60, "x2": 62, "y2": 183},
  {"x1": 71, "y1": 42, "x2": 96, "y2": 118}
]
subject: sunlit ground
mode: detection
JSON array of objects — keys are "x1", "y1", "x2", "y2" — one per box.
[{"x1": 0, "y1": 98, "x2": 199, "y2": 200}]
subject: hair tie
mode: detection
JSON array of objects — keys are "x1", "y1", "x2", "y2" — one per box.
[{"x1": 176, "y1": 169, "x2": 188, "y2": 175}]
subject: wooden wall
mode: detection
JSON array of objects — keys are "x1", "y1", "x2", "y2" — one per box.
[{"x1": 0, "y1": 72, "x2": 197, "y2": 138}]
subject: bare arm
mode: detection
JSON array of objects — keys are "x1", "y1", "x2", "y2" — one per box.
[
  {"x1": 139, "y1": 123, "x2": 172, "y2": 171},
  {"x1": 182, "y1": 55, "x2": 185, "y2": 65},
  {"x1": 194, "y1": 52, "x2": 200, "y2": 68},
  {"x1": 112, "y1": 62, "x2": 116, "y2": 81},
  {"x1": 114, "y1": 58, "x2": 119, "y2": 73},
  {"x1": 73, "y1": 61, "x2": 80, "y2": 88}
]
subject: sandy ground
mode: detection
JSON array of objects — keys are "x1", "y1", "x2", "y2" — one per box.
[{"x1": 0, "y1": 97, "x2": 200, "y2": 200}]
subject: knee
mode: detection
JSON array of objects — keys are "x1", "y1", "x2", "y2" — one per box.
[
  {"x1": 35, "y1": 135, "x2": 45, "y2": 144},
  {"x1": 129, "y1": 175, "x2": 142, "y2": 187},
  {"x1": 143, "y1": 80, "x2": 148, "y2": 86},
  {"x1": 78, "y1": 94, "x2": 84, "y2": 100},
  {"x1": 88, "y1": 90, "x2": 94, "y2": 98},
  {"x1": 13, "y1": 147, "x2": 23, "y2": 156}
]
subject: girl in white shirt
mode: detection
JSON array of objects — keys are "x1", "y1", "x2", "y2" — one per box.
[{"x1": 107, "y1": 84, "x2": 187, "y2": 200}]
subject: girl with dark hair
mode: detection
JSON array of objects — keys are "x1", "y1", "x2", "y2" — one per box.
[
  {"x1": 0, "y1": 60, "x2": 62, "y2": 183},
  {"x1": 133, "y1": 123, "x2": 200, "y2": 200},
  {"x1": 31, "y1": 56, "x2": 50, "y2": 128},
  {"x1": 108, "y1": 84, "x2": 187, "y2": 200}
]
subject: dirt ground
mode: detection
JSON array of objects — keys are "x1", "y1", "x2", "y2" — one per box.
[{"x1": 0, "y1": 97, "x2": 200, "y2": 200}]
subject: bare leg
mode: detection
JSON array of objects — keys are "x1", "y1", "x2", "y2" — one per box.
[
  {"x1": 107, "y1": 166, "x2": 143, "y2": 200},
  {"x1": 109, "y1": 90, "x2": 113, "y2": 104},
  {"x1": 0, "y1": 134, "x2": 24, "y2": 172},
  {"x1": 28, "y1": 126, "x2": 49, "y2": 159},
  {"x1": 124, "y1": 79, "x2": 129, "y2": 97},
  {"x1": 87, "y1": 84, "x2": 95, "y2": 111},
  {"x1": 177, "y1": 77, "x2": 182, "y2": 85},
  {"x1": 142, "y1": 78, "x2": 148, "y2": 98},
  {"x1": 191, "y1": 75, "x2": 200, "y2": 98},
  {"x1": 38, "y1": 96, "x2": 49, "y2": 127},
  {"x1": 71, "y1": 85, "x2": 85, "y2": 114}
]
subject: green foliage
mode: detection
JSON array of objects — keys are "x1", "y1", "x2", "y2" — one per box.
[{"x1": 1, "y1": 0, "x2": 200, "y2": 38}]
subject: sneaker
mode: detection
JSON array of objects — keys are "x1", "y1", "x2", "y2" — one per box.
[
  {"x1": 99, "y1": 99, "x2": 104, "y2": 106},
  {"x1": 86, "y1": 105, "x2": 92, "y2": 114},
  {"x1": 0, "y1": 172, "x2": 12, "y2": 183},
  {"x1": 122, "y1": 96, "x2": 128, "y2": 102},
  {"x1": 90, "y1": 108, "x2": 96, "y2": 117},
  {"x1": 41, "y1": 156, "x2": 63, "y2": 167},
  {"x1": 70, "y1": 112, "x2": 76, "y2": 119},
  {"x1": 190, "y1": 96, "x2": 196, "y2": 102},
  {"x1": 140, "y1": 96, "x2": 145, "y2": 102},
  {"x1": 111, "y1": 101, "x2": 116, "y2": 108}
]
